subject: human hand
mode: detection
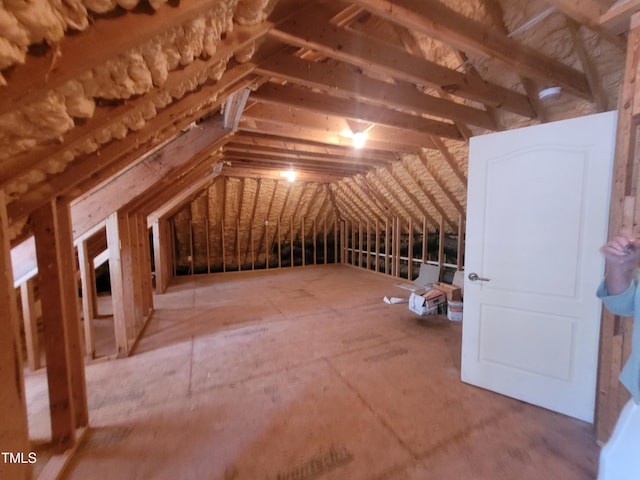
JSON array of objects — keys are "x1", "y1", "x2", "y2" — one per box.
[{"x1": 600, "y1": 230, "x2": 640, "y2": 273}]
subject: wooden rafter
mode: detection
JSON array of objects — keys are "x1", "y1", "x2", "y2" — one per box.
[
  {"x1": 270, "y1": 5, "x2": 535, "y2": 117},
  {"x1": 256, "y1": 53, "x2": 497, "y2": 129},
  {"x1": 351, "y1": 0, "x2": 592, "y2": 99}
]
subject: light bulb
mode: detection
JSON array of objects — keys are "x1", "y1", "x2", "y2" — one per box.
[{"x1": 352, "y1": 130, "x2": 366, "y2": 149}]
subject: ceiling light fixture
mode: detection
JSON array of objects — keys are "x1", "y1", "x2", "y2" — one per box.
[
  {"x1": 352, "y1": 130, "x2": 367, "y2": 149},
  {"x1": 538, "y1": 86, "x2": 562, "y2": 100},
  {"x1": 280, "y1": 169, "x2": 296, "y2": 182}
]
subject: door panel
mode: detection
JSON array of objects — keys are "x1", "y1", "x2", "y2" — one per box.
[{"x1": 462, "y1": 111, "x2": 617, "y2": 422}]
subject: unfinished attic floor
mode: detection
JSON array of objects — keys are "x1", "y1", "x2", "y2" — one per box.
[{"x1": 30, "y1": 264, "x2": 598, "y2": 479}]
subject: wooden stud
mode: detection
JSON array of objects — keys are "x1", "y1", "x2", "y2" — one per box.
[
  {"x1": 0, "y1": 190, "x2": 31, "y2": 479},
  {"x1": 106, "y1": 212, "x2": 130, "y2": 357},
  {"x1": 385, "y1": 217, "x2": 390, "y2": 275},
  {"x1": 302, "y1": 217, "x2": 306, "y2": 267},
  {"x1": 139, "y1": 215, "x2": 154, "y2": 317},
  {"x1": 375, "y1": 219, "x2": 380, "y2": 273},
  {"x1": 596, "y1": 13, "x2": 640, "y2": 443},
  {"x1": 77, "y1": 240, "x2": 96, "y2": 360},
  {"x1": 221, "y1": 217, "x2": 226, "y2": 273},
  {"x1": 395, "y1": 217, "x2": 402, "y2": 278},
  {"x1": 323, "y1": 219, "x2": 328, "y2": 265},
  {"x1": 32, "y1": 201, "x2": 81, "y2": 449},
  {"x1": 313, "y1": 219, "x2": 317, "y2": 265},
  {"x1": 152, "y1": 220, "x2": 162, "y2": 294},
  {"x1": 20, "y1": 279, "x2": 40, "y2": 370},
  {"x1": 290, "y1": 217, "x2": 294, "y2": 267},
  {"x1": 204, "y1": 217, "x2": 211, "y2": 273},
  {"x1": 277, "y1": 218, "x2": 282, "y2": 269},
  {"x1": 236, "y1": 218, "x2": 241, "y2": 271},
  {"x1": 422, "y1": 216, "x2": 428, "y2": 263},
  {"x1": 439, "y1": 217, "x2": 445, "y2": 275},
  {"x1": 408, "y1": 218, "x2": 414, "y2": 280},
  {"x1": 359, "y1": 221, "x2": 363, "y2": 268},
  {"x1": 457, "y1": 214, "x2": 465, "y2": 271},
  {"x1": 334, "y1": 218, "x2": 339, "y2": 264}
]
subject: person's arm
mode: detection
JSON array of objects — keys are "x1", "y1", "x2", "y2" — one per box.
[{"x1": 600, "y1": 230, "x2": 640, "y2": 295}]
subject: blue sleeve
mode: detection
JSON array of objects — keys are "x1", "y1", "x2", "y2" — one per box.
[{"x1": 596, "y1": 279, "x2": 636, "y2": 317}]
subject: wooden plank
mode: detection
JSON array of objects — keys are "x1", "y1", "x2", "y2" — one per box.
[
  {"x1": 137, "y1": 214, "x2": 153, "y2": 318},
  {"x1": 71, "y1": 115, "x2": 231, "y2": 238},
  {"x1": 601, "y1": 0, "x2": 640, "y2": 33},
  {"x1": 19, "y1": 279, "x2": 40, "y2": 371},
  {"x1": 238, "y1": 117, "x2": 423, "y2": 155},
  {"x1": 106, "y1": 212, "x2": 130, "y2": 357},
  {"x1": 32, "y1": 201, "x2": 77, "y2": 450},
  {"x1": 596, "y1": 12, "x2": 640, "y2": 443},
  {"x1": 385, "y1": 217, "x2": 390, "y2": 275},
  {"x1": 252, "y1": 82, "x2": 464, "y2": 140},
  {"x1": 414, "y1": 155, "x2": 465, "y2": 216},
  {"x1": 256, "y1": 54, "x2": 497, "y2": 129},
  {"x1": 375, "y1": 219, "x2": 380, "y2": 273},
  {"x1": 7, "y1": 63, "x2": 254, "y2": 228},
  {"x1": 457, "y1": 214, "x2": 466, "y2": 271},
  {"x1": 152, "y1": 220, "x2": 164, "y2": 294},
  {"x1": 277, "y1": 218, "x2": 282, "y2": 269},
  {"x1": 0, "y1": 191, "x2": 31, "y2": 480},
  {"x1": 408, "y1": 218, "x2": 414, "y2": 280},
  {"x1": 439, "y1": 218, "x2": 445, "y2": 273},
  {"x1": 271, "y1": 6, "x2": 535, "y2": 117},
  {"x1": 351, "y1": 0, "x2": 591, "y2": 99},
  {"x1": 0, "y1": 0, "x2": 267, "y2": 115},
  {"x1": 422, "y1": 216, "x2": 428, "y2": 263},
  {"x1": 77, "y1": 240, "x2": 96, "y2": 360},
  {"x1": 53, "y1": 199, "x2": 89, "y2": 427},
  {"x1": 566, "y1": 18, "x2": 610, "y2": 112}
]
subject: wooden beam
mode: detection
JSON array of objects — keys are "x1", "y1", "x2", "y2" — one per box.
[
  {"x1": 566, "y1": 18, "x2": 610, "y2": 112},
  {"x1": 148, "y1": 171, "x2": 221, "y2": 226},
  {"x1": 0, "y1": 190, "x2": 31, "y2": 480},
  {"x1": 351, "y1": 0, "x2": 592, "y2": 99},
  {"x1": 19, "y1": 279, "x2": 40, "y2": 371},
  {"x1": 387, "y1": 164, "x2": 448, "y2": 229},
  {"x1": 429, "y1": 138, "x2": 468, "y2": 187},
  {"x1": 32, "y1": 200, "x2": 87, "y2": 450},
  {"x1": 238, "y1": 117, "x2": 422, "y2": 155},
  {"x1": 71, "y1": 115, "x2": 231, "y2": 238},
  {"x1": 223, "y1": 87, "x2": 251, "y2": 131},
  {"x1": 256, "y1": 53, "x2": 498, "y2": 128},
  {"x1": 0, "y1": 1, "x2": 267, "y2": 115},
  {"x1": 410, "y1": 157, "x2": 465, "y2": 216},
  {"x1": 245, "y1": 99, "x2": 441, "y2": 149},
  {"x1": 596, "y1": 11, "x2": 640, "y2": 443},
  {"x1": 77, "y1": 240, "x2": 96, "y2": 360},
  {"x1": 271, "y1": 6, "x2": 535, "y2": 117},
  {"x1": 600, "y1": 0, "x2": 640, "y2": 33},
  {"x1": 106, "y1": 212, "x2": 131, "y2": 357},
  {"x1": 8, "y1": 64, "x2": 254, "y2": 229}
]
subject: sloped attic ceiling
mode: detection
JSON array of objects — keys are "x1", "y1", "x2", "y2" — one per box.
[{"x1": 0, "y1": 0, "x2": 630, "y2": 249}]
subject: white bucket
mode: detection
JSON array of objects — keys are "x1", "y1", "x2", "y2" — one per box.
[{"x1": 447, "y1": 301, "x2": 463, "y2": 321}]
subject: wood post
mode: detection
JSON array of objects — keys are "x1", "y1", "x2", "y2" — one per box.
[
  {"x1": 106, "y1": 212, "x2": 130, "y2": 357},
  {"x1": 408, "y1": 218, "x2": 414, "y2": 280},
  {"x1": 0, "y1": 190, "x2": 31, "y2": 480},
  {"x1": 32, "y1": 200, "x2": 88, "y2": 450},
  {"x1": 77, "y1": 240, "x2": 96, "y2": 360},
  {"x1": 596, "y1": 12, "x2": 640, "y2": 443},
  {"x1": 457, "y1": 213, "x2": 465, "y2": 271}
]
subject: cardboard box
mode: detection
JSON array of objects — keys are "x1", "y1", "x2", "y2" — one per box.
[
  {"x1": 423, "y1": 288, "x2": 447, "y2": 307},
  {"x1": 434, "y1": 282, "x2": 462, "y2": 302},
  {"x1": 408, "y1": 290, "x2": 446, "y2": 316},
  {"x1": 408, "y1": 293, "x2": 437, "y2": 316}
]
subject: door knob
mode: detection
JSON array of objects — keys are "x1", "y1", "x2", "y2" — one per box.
[{"x1": 468, "y1": 272, "x2": 490, "y2": 282}]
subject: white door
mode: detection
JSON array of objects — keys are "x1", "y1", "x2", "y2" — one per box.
[{"x1": 461, "y1": 111, "x2": 617, "y2": 422}]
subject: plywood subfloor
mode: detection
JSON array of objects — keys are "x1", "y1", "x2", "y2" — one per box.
[{"x1": 26, "y1": 265, "x2": 599, "y2": 479}]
